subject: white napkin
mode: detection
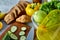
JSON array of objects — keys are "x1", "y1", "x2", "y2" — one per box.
[{"x1": 0, "y1": 0, "x2": 19, "y2": 13}]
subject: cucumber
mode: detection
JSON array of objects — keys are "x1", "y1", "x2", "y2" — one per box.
[
  {"x1": 11, "y1": 26, "x2": 17, "y2": 33},
  {"x1": 2, "y1": 33, "x2": 10, "y2": 40},
  {"x1": 20, "y1": 36, "x2": 26, "y2": 40},
  {"x1": 10, "y1": 33, "x2": 18, "y2": 40},
  {"x1": 19, "y1": 31, "x2": 25, "y2": 36},
  {"x1": 2, "y1": 31, "x2": 14, "y2": 40},
  {"x1": 8, "y1": 31, "x2": 12, "y2": 35},
  {"x1": 8, "y1": 31, "x2": 18, "y2": 40},
  {"x1": 21, "y1": 27, "x2": 26, "y2": 31},
  {"x1": 3, "y1": 31, "x2": 18, "y2": 40}
]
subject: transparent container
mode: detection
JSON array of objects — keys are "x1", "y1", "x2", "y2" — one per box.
[
  {"x1": 31, "y1": 0, "x2": 60, "y2": 40},
  {"x1": 31, "y1": 12, "x2": 60, "y2": 40},
  {"x1": 31, "y1": 16, "x2": 38, "y2": 29}
]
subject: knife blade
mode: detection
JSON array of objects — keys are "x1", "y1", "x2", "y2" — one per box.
[{"x1": 26, "y1": 27, "x2": 34, "y2": 40}]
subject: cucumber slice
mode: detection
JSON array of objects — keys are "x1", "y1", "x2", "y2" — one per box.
[
  {"x1": 19, "y1": 31, "x2": 25, "y2": 36},
  {"x1": 20, "y1": 36, "x2": 26, "y2": 40},
  {"x1": 8, "y1": 31, "x2": 12, "y2": 35},
  {"x1": 3, "y1": 31, "x2": 18, "y2": 40},
  {"x1": 11, "y1": 26, "x2": 17, "y2": 33},
  {"x1": 21, "y1": 27, "x2": 26, "y2": 31},
  {"x1": 2, "y1": 31, "x2": 13, "y2": 40},
  {"x1": 10, "y1": 34, "x2": 18, "y2": 40}
]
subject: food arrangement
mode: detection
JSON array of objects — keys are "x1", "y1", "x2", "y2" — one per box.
[
  {"x1": 0, "y1": 0, "x2": 60, "y2": 40},
  {"x1": 36, "y1": 9, "x2": 60, "y2": 40},
  {"x1": 33, "y1": 10, "x2": 47, "y2": 25},
  {"x1": 35, "y1": 1, "x2": 60, "y2": 40},
  {"x1": 0, "y1": 0, "x2": 40, "y2": 40},
  {"x1": 1, "y1": 22, "x2": 30, "y2": 40},
  {"x1": 25, "y1": 3, "x2": 40, "y2": 16},
  {"x1": 4, "y1": 1, "x2": 30, "y2": 24}
]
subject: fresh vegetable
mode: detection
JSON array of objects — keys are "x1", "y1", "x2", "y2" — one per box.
[
  {"x1": 21, "y1": 27, "x2": 27, "y2": 31},
  {"x1": 36, "y1": 9, "x2": 60, "y2": 40},
  {"x1": 2, "y1": 32, "x2": 11, "y2": 40},
  {"x1": 0, "y1": 22, "x2": 3, "y2": 30},
  {"x1": 33, "y1": 10, "x2": 47, "y2": 25},
  {"x1": 0, "y1": 11, "x2": 6, "y2": 19},
  {"x1": 20, "y1": 36, "x2": 26, "y2": 40},
  {"x1": 25, "y1": 3, "x2": 40, "y2": 16},
  {"x1": 8, "y1": 31, "x2": 12, "y2": 35},
  {"x1": 51, "y1": 0, "x2": 59, "y2": 1},
  {"x1": 11, "y1": 26, "x2": 17, "y2": 33},
  {"x1": 3, "y1": 31, "x2": 18, "y2": 40},
  {"x1": 10, "y1": 34, "x2": 18, "y2": 40},
  {"x1": 8, "y1": 31, "x2": 18, "y2": 40},
  {"x1": 19, "y1": 27, "x2": 27, "y2": 40},
  {"x1": 9, "y1": 31, "x2": 18, "y2": 40},
  {"x1": 56, "y1": 3, "x2": 60, "y2": 9},
  {"x1": 40, "y1": 1, "x2": 60, "y2": 14},
  {"x1": 19, "y1": 31, "x2": 25, "y2": 36}
]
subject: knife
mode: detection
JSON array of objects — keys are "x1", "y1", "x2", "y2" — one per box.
[{"x1": 26, "y1": 27, "x2": 34, "y2": 40}]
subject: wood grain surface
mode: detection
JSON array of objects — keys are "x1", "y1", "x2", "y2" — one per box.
[{"x1": 0, "y1": 22, "x2": 31, "y2": 40}]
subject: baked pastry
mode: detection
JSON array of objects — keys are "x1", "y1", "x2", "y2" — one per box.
[
  {"x1": 4, "y1": 1, "x2": 30, "y2": 24},
  {"x1": 16, "y1": 15, "x2": 31, "y2": 23}
]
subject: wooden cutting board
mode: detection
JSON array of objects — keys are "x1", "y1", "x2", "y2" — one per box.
[{"x1": 0, "y1": 22, "x2": 31, "y2": 40}]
